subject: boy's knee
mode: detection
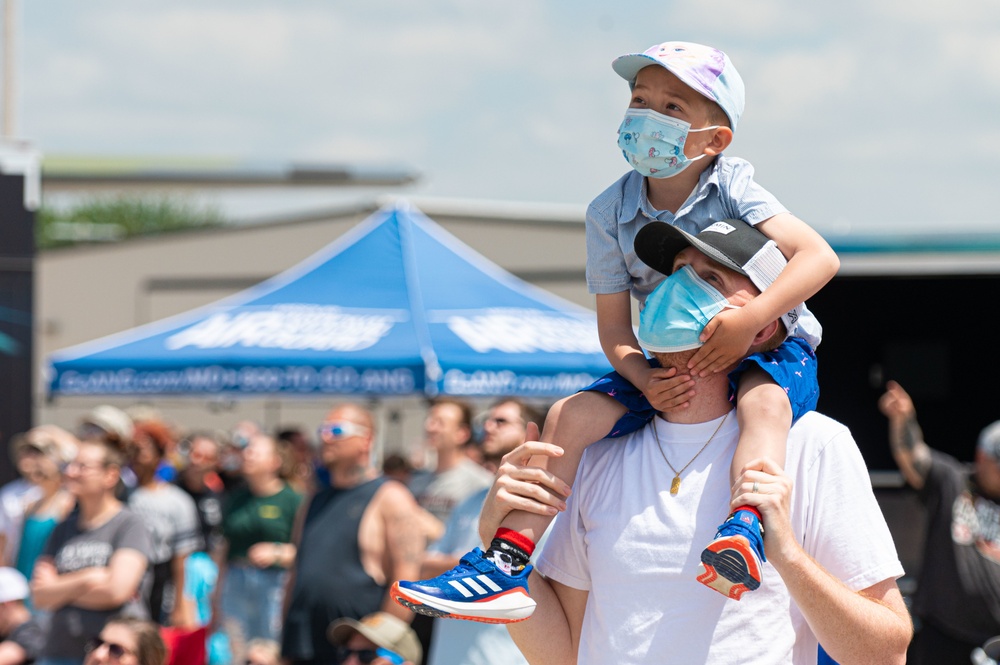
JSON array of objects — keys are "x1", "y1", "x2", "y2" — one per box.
[
  {"x1": 739, "y1": 385, "x2": 792, "y2": 422},
  {"x1": 543, "y1": 391, "x2": 627, "y2": 442},
  {"x1": 552, "y1": 390, "x2": 621, "y2": 419}
]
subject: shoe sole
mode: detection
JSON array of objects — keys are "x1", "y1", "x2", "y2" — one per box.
[
  {"x1": 390, "y1": 582, "x2": 536, "y2": 624},
  {"x1": 697, "y1": 535, "x2": 762, "y2": 601}
]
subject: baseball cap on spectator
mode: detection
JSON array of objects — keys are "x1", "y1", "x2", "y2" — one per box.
[
  {"x1": 9, "y1": 425, "x2": 79, "y2": 466},
  {"x1": 78, "y1": 405, "x2": 134, "y2": 445},
  {"x1": 612, "y1": 41, "x2": 745, "y2": 130},
  {"x1": 635, "y1": 218, "x2": 801, "y2": 334},
  {"x1": 978, "y1": 420, "x2": 1000, "y2": 461},
  {"x1": 0, "y1": 567, "x2": 29, "y2": 603},
  {"x1": 327, "y1": 612, "x2": 422, "y2": 665}
]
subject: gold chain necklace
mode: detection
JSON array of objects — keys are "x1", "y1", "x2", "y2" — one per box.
[{"x1": 652, "y1": 412, "x2": 729, "y2": 496}]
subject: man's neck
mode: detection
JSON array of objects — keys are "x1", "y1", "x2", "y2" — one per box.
[
  {"x1": 329, "y1": 462, "x2": 377, "y2": 489},
  {"x1": 78, "y1": 494, "x2": 121, "y2": 529},
  {"x1": 655, "y1": 360, "x2": 733, "y2": 424},
  {"x1": 434, "y1": 447, "x2": 463, "y2": 473}
]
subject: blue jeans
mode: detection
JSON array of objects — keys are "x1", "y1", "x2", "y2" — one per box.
[{"x1": 220, "y1": 563, "x2": 287, "y2": 644}]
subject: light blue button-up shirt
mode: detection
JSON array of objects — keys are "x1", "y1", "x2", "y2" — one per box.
[{"x1": 585, "y1": 155, "x2": 821, "y2": 347}]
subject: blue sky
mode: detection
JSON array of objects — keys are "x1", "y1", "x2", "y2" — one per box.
[{"x1": 18, "y1": 0, "x2": 1000, "y2": 232}]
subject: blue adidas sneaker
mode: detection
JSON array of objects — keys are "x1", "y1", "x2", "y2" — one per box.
[
  {"x1": 697, "y1": 508, "x2": 766, "y2": 600},
  {"x1": 391, "y1": 547, "x2": 536, "y2": 624}
]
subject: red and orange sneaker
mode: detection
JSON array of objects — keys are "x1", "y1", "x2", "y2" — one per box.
[{"x1": 697, "y1": 508, "x2": 765, "y2": 600}]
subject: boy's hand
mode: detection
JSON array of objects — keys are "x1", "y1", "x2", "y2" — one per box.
[
  {"x1": 688, "y1": 308, "x2": 756, "y2": 376},
  {"x1": 639, "y1": 365, "x2": 695, "y2": 413}
]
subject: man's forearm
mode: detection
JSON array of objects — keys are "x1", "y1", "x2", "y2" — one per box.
[
  {"x1": 888, "y1": 416, "x2": 931, "y2": 487},
  {"x1": 32, "y1": 568, "x2": 101, "y2": 610},
  {"x1": 775, "y1": 549, "x2": 910, "y2": 665},
  {"x1": 72, "y1": 566, "x2": 142, "y2": 610}
]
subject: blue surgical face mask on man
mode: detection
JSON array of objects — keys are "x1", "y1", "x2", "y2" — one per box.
[
  {"x1": 617, "y1": 108, "x2": 718, "y2": 179},
  {"x1": 638, "y1": 265, "x2": 739, "y2": 352}
]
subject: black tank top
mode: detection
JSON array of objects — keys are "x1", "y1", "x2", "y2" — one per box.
[{"x1": 281, "y1": 476, "x2": 387, "y2": 661}]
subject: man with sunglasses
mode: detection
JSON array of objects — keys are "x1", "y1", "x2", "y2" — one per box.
[
  {"x1": 281, "y1": 404, "x2": 426, "y2": 665},
  {"x1": 327, "y1": 612, "x2": 421, "y2": 665}
]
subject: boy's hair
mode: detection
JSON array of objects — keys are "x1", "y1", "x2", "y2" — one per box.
[{"x1": 613, "y1": 41, "x2": 745, "y2": 131}]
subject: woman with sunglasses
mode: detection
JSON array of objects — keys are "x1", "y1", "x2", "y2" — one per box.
[
  {"x1": 215, "y1": 433, "x2": 302, "y2": 662},
  {"x1": 83, "y1": 616, "x2": 166, "y2": 665}
]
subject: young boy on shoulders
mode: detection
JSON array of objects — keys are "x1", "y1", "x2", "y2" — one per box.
[{"x1": 392, "y1": 40, "x2": 839, "y2": 622}]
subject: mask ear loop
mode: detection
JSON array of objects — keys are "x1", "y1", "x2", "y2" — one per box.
[{"x1": 681, "y1": 125, "x2": 721, "y2": 166}]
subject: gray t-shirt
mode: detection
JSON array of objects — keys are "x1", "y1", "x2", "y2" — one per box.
[
  {"x1": 40, "y1": 507, "x2": 153, "y2": 659},
  {"x1": 415, "y1": 459, "x2": 493, "y2": 526},
  {"x1": 128, "y1": 483, "x2": 202, "y2": 564}
]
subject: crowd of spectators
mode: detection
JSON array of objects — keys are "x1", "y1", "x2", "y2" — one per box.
[{"x1": 0, "y1": 397, "x2": 536, "y2": 665}]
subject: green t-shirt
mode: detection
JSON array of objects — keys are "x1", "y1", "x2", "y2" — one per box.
[{"x1": 222, "y1": 483, "x2": 302, "y2": 563}]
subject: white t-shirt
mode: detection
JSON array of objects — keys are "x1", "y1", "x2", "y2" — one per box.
[{"x1": 536, "y1": 410, "x2": 903, "y2": 665}]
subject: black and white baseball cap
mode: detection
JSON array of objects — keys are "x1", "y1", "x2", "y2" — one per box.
[{"x1": 635, "y1": 219, "x2": 801, "y2": 332}]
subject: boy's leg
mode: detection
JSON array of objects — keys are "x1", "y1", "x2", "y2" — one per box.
[
  {"x1": 392, "y1": 391, "x2": 627, "y2": 623},
  {"x1": 698, "y1": 368, "x2": 790, "y2": 600},
  {"x1": 501, "y1": 391, "x2": 628, "y2": 543}
]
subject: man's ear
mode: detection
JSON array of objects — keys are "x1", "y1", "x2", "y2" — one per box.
[
  {"x1": 704, "y1": 126, "x2": 733, "y2": 156},
  {"x1": 750, "y1": 319, "x2": 781, "y2": 348}
]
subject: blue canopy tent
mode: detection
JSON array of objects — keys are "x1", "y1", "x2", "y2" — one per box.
[{"x1": 47, "y1": 202, "x2": 611, "y2": 399}]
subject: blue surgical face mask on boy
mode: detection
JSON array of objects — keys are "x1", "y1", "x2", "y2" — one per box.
[
  {"x1": 617, "y1": 108, "x2": 718, "y2": 179},
  {"x1": 638, "y1": 265, "x2": 739, "y2": 352}
]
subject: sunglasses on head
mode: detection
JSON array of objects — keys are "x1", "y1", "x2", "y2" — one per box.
[
  {"x1": 317, "y1": 421, "x2": 369, "y2": 441},
  {"x1": 85, "y1": 636, "x2": 132, "y2": 659},
  {"x1": 335, "y1": 646, "x2": 405, "y2": 664}
]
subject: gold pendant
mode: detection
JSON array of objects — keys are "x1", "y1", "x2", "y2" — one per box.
[{"x1": 670, "y1": 475, "x2": 681, "y2": 495}]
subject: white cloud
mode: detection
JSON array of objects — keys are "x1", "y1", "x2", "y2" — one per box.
[{"x1": 15, "y1": 0, "x2": 1000, "y2": 225}]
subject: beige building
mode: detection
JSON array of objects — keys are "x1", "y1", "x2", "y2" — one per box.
[{"x1": 36, "y1": 195, "x2": 595, "y2": 458}]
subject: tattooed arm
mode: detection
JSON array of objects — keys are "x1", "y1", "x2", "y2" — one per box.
[
  {"x1": 379, "y1": 481, "x2": 427, "y2": 622},
  {"x1": 878, "y1": 380, "x2": 933, "y2": 489}
]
